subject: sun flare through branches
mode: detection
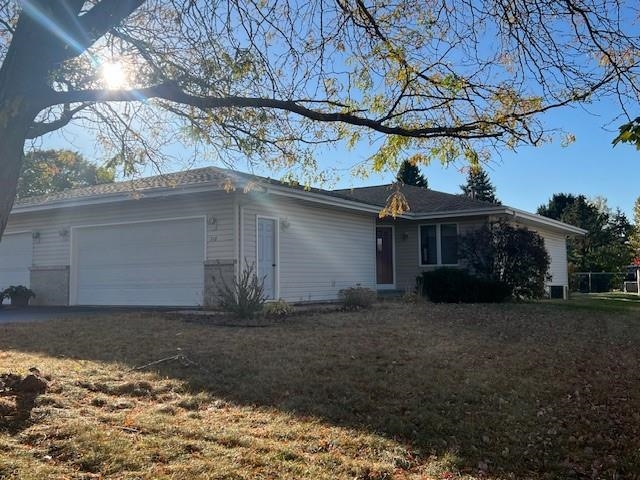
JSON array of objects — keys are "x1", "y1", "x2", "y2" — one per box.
[{"x1": 100, "y1": 61, "x2": 128, "y2": 90}]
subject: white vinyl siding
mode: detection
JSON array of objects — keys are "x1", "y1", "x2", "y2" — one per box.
[
  {"x1": 241, "y1": 197, "x2": 376, "y2": 302},
  {"x1": 0, "y1": 232, "x2": 33, "y2": 297},
  {"x1": 536, "y1": 228, "x2": 569, "y2": 288},
  {"x1": 5, "y1": 191, "x2": 236, "y2": 267}
]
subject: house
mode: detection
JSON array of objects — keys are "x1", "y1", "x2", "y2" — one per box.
[{"x1": 0, "y1": 167, "x2": 585, "y2": 306}]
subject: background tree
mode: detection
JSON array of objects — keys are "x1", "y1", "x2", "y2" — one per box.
[
  {"x1": 396, "y1": 160, "x2": 428, "y2": 188},
  {"x1": 537, "y1": 193, "x2": 577, "y2": 220},
  {"x1": 17, "y1": 149, "x2": 114, "y2": 198},
  {"x1": 630, "y1": 197, "x2": 640, "y2": 262},
  {"x1": 1, "y1": 1, "x2": 640, "y2": 238},
  {"x1": 458, "y1": 221, "x2": 551, "y2": 299},
  {"x1": 460, "y1": 167, "x2": 500, "y2": 204},
  {"x1": 537, "y1": 194, "x2": 634, "y2": 272}
]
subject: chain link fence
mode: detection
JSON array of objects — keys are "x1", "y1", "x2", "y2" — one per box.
[{"x1": 571, "y1": 268, "x2": 640, "y2": 294}]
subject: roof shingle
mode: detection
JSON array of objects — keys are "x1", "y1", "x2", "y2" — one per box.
[
  {"x1": 333, "y1": 184, "x2": 501, "y2": 214},
  {"x1": 14, "y1": 166, "x2": 501, "y2": 217},
  {"x1": 14, "y1": 167, "x2": 239, "y2": 207}
]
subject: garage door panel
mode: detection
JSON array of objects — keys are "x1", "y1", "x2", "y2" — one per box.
[
  {"x1": 77, "y1": 235, "x2": 202, "y2": 254},
  {"x1": 73, "y1": 218, "x2": 204, "y2": 306},
  {"x1": 0, "y1": 232, "x2": 32, "y2": 293},
  {"x1": 76, "y1": 253, "x2": 203, "y2": 268},
  {"x1": 77, "y1": 264, "x2": 202, "y2": 286},
  {"x1": 76, "y1": 285, "x2": 202, "y2": 306}
]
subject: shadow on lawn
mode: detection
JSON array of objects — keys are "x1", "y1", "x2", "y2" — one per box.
[{"x1": 2, "y1": 303, "x2": 640, "y2": 477}]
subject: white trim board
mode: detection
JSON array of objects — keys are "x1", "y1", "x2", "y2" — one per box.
[{"x1": 255, "y1": 215, "x2": 280, "y2": 300}]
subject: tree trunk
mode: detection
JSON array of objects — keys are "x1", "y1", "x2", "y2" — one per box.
[
  {"x1": 0, "y1": 119, "x2": 29, "y2": 238},
  {"x1": 0, "y1": 3, "x2": 59, "y2": 239}
]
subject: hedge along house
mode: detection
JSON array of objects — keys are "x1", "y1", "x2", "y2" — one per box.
[{"x1": 0, "y1": 167, "x2": 585, "y2": 306}]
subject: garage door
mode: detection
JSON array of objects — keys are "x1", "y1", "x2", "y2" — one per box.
[
  {"x1": 71, "y1": 218, "x2": 205, "y2": 306},
  {"x1": 0, "y1": 232, "x2": 32, "y2": 299}
]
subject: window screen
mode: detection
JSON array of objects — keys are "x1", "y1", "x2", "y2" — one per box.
[
  {"x1": 420, "y1": 225, "x2": 437, "y2": 265},
  {"x1": 440, "y1": 224, "x2": 458, "y2": 264}
]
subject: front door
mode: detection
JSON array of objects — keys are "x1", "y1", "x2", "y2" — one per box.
[
  {"x1": 257, "y1": 217, "x2": 277, "y2": 299},
  {"x1": 376, "y1": 226, "x2": 394, "y2": 285}
]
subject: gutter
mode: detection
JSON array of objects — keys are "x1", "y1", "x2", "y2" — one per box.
[
  {"x1": 261, "y1": 184, "x2": 391, "y2": 215},
  {"x1": 11, "y1": 183, "x2": 232, "y2": 214},
  {"x1": 410, "y1": 206, "x2": 586, "y2": 236},
  {"x1": 409, "y1": 207, "x2": 508, "y2": 221},
  {"x1": 506, "y1": 207, "x2": 588, "y2": 236},
  {"x1": 11, "y1": 176, "x2": 388, "y2": 217}
]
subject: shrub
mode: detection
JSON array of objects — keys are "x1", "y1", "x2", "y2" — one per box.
[
  {"x1": 217, "y1": 262, "x2": 265, "y2": 318},
  {"x1": 418, "y1": 268, "x2": 512, "y2": 303},
  {"x1": 401, "y1": 290, "x2": 420, "y2": 304},
  {"x1": 2, "y1": 285, "x2": 36, "y2": 306},
  {"x1": 263, "y1": 299, "x2": 294, "y2": 318},
  {"x1": 2, "y1": 285, "x2": 35, "y2": 299},
  {"x1": 458, "y1": 221, "x2": 551, "y2": 299},
  {"x1": 339, "y1": 287, "x2": 377, "y2": 310}
]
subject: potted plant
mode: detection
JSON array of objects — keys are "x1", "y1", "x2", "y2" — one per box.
[{"x1": 2, "y1": 285, "x2": 36, "y2": 307}]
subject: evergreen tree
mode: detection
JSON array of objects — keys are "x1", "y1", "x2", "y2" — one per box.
[
  {"x1": 396, "y1": 161, "x2": 428, "y2": 188},
  {"x1": 537, "y1": 193, "x2": 577, "y2": 220},
  {"x1": 460, "y1": 167, "x2": 500, "y2": 204},
  {"x1": 538, "y1": 195, "x2": 634, "y2": 272},
  {"x1": 631, "y1": 197, "x2": 640, "y2": 262}
]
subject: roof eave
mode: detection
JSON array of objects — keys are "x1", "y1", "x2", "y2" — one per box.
[
  {"x1": 10, "y1": 177, "x2": 389, "y2": 217},
  {"x1": 10, "y1": 182, "x2": 235, "y2": 214},
  {"x1": 260, "y1": 184, "x2": 392, "y2": 215},
  {"x1": 409, "y1": 207, "x2": 508, "y2": 220},
  {"x1": 409, "y1": 207, "x2": 587, "y2": 235},
  {"x1": 507, "y1": 208, "x2": 588, "y2": 236}
]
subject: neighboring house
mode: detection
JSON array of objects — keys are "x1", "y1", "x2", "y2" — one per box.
[{"x1": 0, "y1": 167, "x2": 585, "y2": 306}]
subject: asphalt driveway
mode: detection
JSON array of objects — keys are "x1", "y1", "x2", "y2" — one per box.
[
  {"x1": 0, "y1": 306, "x2": 182, "y2": 324},
  {"x1": 0, "y1": 307, "x2": 104, "y2": 324}
]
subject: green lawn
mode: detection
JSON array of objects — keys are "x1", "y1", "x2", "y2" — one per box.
[
  {"x1": 555, "y1": 291, "x2": 640, "y2": 313},
  {"x1": 1, "y1": 301, "x2": 639, "y2": 479}
]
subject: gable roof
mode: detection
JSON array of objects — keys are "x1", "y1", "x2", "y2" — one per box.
[
  {"x1": 14, "y1": 167, "x2": 240, "y2": 208},
  {"x1": 333, "y1": 184, "x2": 500, "y2": 214},
  {"x1": 12, "y1": 166, "x2": 384, "y2": 214},
  {"x1": 13, "y1": 166, "x2": 362, "y2": 208},
  {"x1": 11, "y1": 166, "x2": 586, "y2": 235},
  {"x1": 334, "y1": 183, "x2": 586, "y2": 235}
]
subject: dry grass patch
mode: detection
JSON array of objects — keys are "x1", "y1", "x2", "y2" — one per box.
[{"x1": 0, "y1": 302, "x2": 639, "y2": 478}]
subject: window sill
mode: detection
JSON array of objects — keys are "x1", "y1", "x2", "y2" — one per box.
[{"x1": 418, "y1": 263, "x2": 460, "y2": 267}]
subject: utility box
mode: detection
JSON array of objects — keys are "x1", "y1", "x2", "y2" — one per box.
[{"x1": 549, "y1": 285, "x2": 565, "y2": 299}]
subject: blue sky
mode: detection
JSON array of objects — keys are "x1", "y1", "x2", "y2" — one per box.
[
  {"x1": 40, "y1": 96, "x2": 638, "y2": 219},
  {"x1": 336, "y1": 101, "x2": 639, "y2": 218}
]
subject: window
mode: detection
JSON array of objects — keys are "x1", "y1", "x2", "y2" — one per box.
[
  {"x1": 440, "y1": 224, "x2": 458, "y2": 264},
  {"x1": 420, "y1": 225, "x2": 437, "y2": 265},
  {"x1": 419, "y1": 224, "x2": 458, "y2": 265}
]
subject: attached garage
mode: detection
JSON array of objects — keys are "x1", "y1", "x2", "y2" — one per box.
[
  {"x1": 0, "y1": 232, "x2": 33, "y2": 301},
  {"x1": 70, "y1": 217, "x2": 205, "y2": 306}
]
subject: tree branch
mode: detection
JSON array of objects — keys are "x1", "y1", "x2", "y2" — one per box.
[
  {"x1": 26, "y1": 103, "x2": 89, "y2": 139},
  {"x1": 47, "y1": 83, "x2": 497, "y2": 140},
  {"x1": 77, "y1": 0, "x2": 147, "y2": 48}
]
